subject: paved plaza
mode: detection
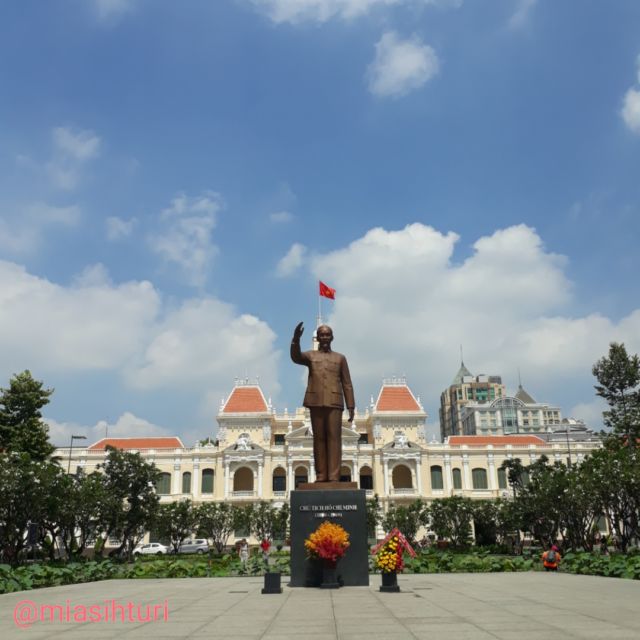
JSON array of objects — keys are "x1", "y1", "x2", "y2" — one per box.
[{"x1": 1, "y1": 573, "x2": 639, "y2": 640}]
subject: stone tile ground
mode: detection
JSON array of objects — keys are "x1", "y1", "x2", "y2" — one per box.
[{"x1": 1, "y1": 573, "x2": 639, "y2": 639}]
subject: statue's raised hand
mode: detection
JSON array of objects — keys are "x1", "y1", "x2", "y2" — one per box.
[{"x1": 293, "y1": 322, "x2": 304, "y2": 341}]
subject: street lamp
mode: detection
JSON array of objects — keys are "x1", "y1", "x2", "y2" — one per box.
[{"x1": 67, "y1": 435, "x2": 87, "y2": 474}]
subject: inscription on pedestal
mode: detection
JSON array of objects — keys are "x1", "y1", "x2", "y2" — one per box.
[{"x1": 290, "y1": 489, "x2": 369, "y2": 587}]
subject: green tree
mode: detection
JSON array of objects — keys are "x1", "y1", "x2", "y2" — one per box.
[
  {"x1": 0, "y1": 371, "x2": 54, "y2": 461},
  {"x1": 592, "y1": 342, "x2": 640, "y2": 446},
  {"x1": 509, "y1": 456, "x2": 565, "y2": 547},
  {"x1": 155, "y1": 500, "x2": 196, "y2": 554},
  {"x1": 272, "y1": 502, "x2": 290, "y2": 544},
  {"x1": 0, "y1": 453, "x2": 52, "y2": 564},
  {"x1": 96, "y1": 446, "x2": 160, "y2": 559},
  {"x1": 366, "y1": 494, "x2": 382, "y2": 539},
  {"x1": 242, "y1": 501, "x2": 289, "y2": 543},
  {"x1": 472, "y1": 500, "x2": 501, "y2": 547},
  {"x1": 560, "y1": 463, "x2": 602, "y2": 552},
  {"x1": 427, "y1": 496, "x2": 474, "y2": 548},
  {"x1": 580, "y1": 440, "x2": 640, "y2": 551},
  {"x1": 196, "y1": 502, "x2": 245, "y2": 553},
  {"x1": 381, "y1": 499, "x2": 426, "y2": 545},
  {"x1": 39, "y1": 468, "x2": 104, "y2": 560},
  {"x1": 500, "y1": 458, "x2": 528, "y2": 497}
]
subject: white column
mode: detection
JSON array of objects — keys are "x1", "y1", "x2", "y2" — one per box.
[
  {"x1": 287, "y1": 458, "x2": 293, "y2": 493},
  {"x1": 309, "y1": 459, "x2": 315, "y2": 482},
  {"x1": 383, "y1": 458, "x2": 389, "y2": 496},
  {"x1": 192, "y1": 462, "x2": 200, "y2": 499},
  {"x1": 462, "y1": 454, "x2": 471, "y2": 490},
  {"x1": 257, "y1": 462, "x2": 263, "y2": 498},
  {"x1": 173, "y1": 464, "x2": 181, "y2": 495},
  {"x1": 224, "y1": 462, "x2": 230, "y2": 498},
  {"x1": 487, "y1": 453, "x2": 496, "y2": 491},
  {"x1": 443, "y1": 455, "x2": 451, "y2": 493},
  {"x1": 415, "y1": 457, "x2": 423, "y2": 495}
]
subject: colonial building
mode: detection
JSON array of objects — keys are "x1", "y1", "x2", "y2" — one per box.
[
  {"x1": 439, "y1": 362, "x2": 506, "y2": 440},
  {"x1": 60, "y1": 376, "x2": 600, "y2": 544}
]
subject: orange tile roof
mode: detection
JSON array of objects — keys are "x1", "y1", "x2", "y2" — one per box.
[
  {"x1": 375, "y1": 385, "x2": 421, "y2": 412},
  {"x1": 222, "y1": 386, "x2": 268, "y2": 413},
  {"x1": 89, "y1": 437, "x2": 184, "y2": 450},
  {"x1": 448, "y1": 435, "x2": 545, "y2": 446}
]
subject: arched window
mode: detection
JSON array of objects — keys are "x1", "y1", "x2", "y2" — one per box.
[
  {"x1": 359, "y1": 465, "x2": 373, "y2": 490},
  {"x1": 340, "y1": 465, "x2": 352, "y2": 482},
  {"x1": 182, "y1": 471, "x2": 191, "y2": 494},
  {"x1": 294, "y1": 466, "x2": 308, "y2": 488},
  {"x1": 272, "y1": 467, "x2": 286, "y2": 492},
  {"x1": 233, "y1": 467, "x2": 254, "y2": 492},
  {"x1": 452, "y1": 468, "x2": 462, "y2": 489},
  {"x1": 156, "y1": 472, "x2": 171, "y2": 495},
  {"x1": 392, "y1": 464, "x2": 412, "y2": 489},
  {"x1": 430, "y1": 465, "x2": 443, "y2": 490},
  {"x1": 497, "y1": 468, "x2": 507, "y2": 490},
  {"x1": 201, "y1": 469, "x2": 214, "y2": 494},
  {"x1": 472, "y1": 467, "x2": 488, "y2": 490}
]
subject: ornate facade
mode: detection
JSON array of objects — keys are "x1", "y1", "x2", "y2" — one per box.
[{"x1": 61, "y1": 377, "x2": 600, "y2": 541}]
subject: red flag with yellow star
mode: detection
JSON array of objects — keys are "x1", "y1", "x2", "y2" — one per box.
[{"x1": 319, "y1": 281, "x2": 336, "y2": 300}]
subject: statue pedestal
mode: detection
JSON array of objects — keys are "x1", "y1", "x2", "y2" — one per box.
[{"x1": 289, "y1": 488, "x2": 369, "y2": 587}]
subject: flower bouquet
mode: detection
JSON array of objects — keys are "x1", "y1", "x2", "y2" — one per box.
[
  {"x1": 375, "y1": 534, "x2": 404, "y2": 573},
  {"x1": 304, "y1": 521, "x2": 350, "y2": 563},
  {"x1": 371, "y1": 528, "x2": 416, "y2": 592},
  {"x1": 305, "y1": 521, "x2": 350, "y2": 588}
]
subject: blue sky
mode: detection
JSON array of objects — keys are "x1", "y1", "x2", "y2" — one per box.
[{"x1": 1, "y1": 0, "x2": 639, "y2": 445}]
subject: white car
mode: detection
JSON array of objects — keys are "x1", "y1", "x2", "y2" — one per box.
[{"x1": 133, "y1": 542, "x2": 169, "y2": 556}]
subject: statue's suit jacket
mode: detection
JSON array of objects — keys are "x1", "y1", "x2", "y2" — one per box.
[{"x1": 290, "y1": 341, "x2": 355, "y2": 411}]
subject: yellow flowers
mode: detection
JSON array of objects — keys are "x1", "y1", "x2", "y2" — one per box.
[
  {"x1": 375, "y1": 535, "x2": 404, "y2": 573},
  {"x1": 304, "y1": 521, "x2": 350, "y2": 563}
]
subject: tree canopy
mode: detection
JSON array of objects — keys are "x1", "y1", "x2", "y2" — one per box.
[{"x1": 0, "y1": 370, "x2": 54, "y2": 461}]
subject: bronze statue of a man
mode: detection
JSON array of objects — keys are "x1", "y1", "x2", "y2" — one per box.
[{"x1": 290, "y1": 322, "x2": 355, "y2": 483}]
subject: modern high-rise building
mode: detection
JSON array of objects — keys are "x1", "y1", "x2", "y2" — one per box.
[
  {"x1": 460, "y1": 384, "x2": 562, "y2": 436},
  {"x1": 439, "y1": 361, "x2": 505, "y2": 440}
]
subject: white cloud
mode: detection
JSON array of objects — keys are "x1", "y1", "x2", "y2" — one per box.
[
  {"x1": 45, "y1": 412, "x2": 170, "y2": 447},
  {"x1": 126, "y1": 298, "x2": 280, "y2": 394},
  {"x1": 0, "y1": 259, "x2": 281, "y2": 407},
  {"x1": 307, "y1": 223, "x2": 640, "y2": 419},
  {"x1": 52, "y1": 127, "x2": 101, "y2": 161},
  {"x1": 568, "y1": 399, "x2": 607, "y2": 430},
  {"x1": 276, "y1": 242, "x2": 307, "y2": 277},
  {"x1": 72, "y1": 263, "x2": 112, "y2": 287},
  {"x1": 621, "y1": 55, "x2": 640, "y2": 134},
  {"x1": 93, "y1": 0, "x2": 137, "y2": 21},
  {"x1": 47, "y1": 126, "x2": 101, "y2": 190},
  {"x1": 106, "y1": 216, "x2": 136, "y2": 240},
  {"x1": 270, "y1": 211, "x2": 294, "y2": 223},
  {"x1": 0, "y1": 202, "x2": 81, "y2": 255},
  {"x1": 0, "y1": 261, "x2": 159, "y2": 372},
  {"x1": 622, "y1": 88, "x2": 640, "y2": 134},
  {"x1": 508, "y1": 0, "x2": 537, "y2": 30},
  {"x1": 148, "y1": 192, "x2": 222, "y2": 287},
  {"x1": 250, "y1": 0, "x2": 460, "y2": 24},
  {"x1": 367, "y1": 31, "x2": 439, "y2": 98}
]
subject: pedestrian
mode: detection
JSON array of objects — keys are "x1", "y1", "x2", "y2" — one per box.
[
  {"x1": 599, "y1": 536, "x2": 609, "y2": 556},
  {"x1": 541, "y1": 544, "x2": 561, "y2": 572},
  {"x1": 239, "y1": 539, "x2": 249, "y2": 566},
  {"x1": 260, "y1": 538, "x2": 271, "y2": 568}
]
